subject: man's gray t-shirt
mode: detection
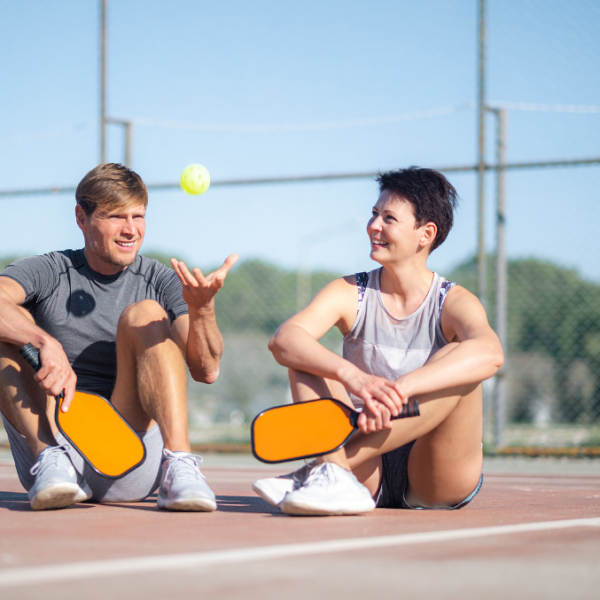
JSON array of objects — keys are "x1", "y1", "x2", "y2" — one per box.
[{"x1": 1, "y1": 250, "x2": 188, "y2": 399}]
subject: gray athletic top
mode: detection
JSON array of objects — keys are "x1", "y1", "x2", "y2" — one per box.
[
  {"x1": 343, "y1": 268, "x2": 456, "y2": 408},
  {"x1": 1, "y1": 250, "x2": 188, "y2": 399}
]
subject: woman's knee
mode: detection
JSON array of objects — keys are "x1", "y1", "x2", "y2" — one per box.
[
  {"x1": 426, "y1": 342, "x2": 460, "y2": 365},
  {"x1": 288, "y1": 368, "x2": 349, "y2": 403}
]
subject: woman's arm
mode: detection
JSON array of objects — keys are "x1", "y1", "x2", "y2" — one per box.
[
  {"x1": 269, "y1": 276, "x2": 406, "y2": 418},
  {"x1": 394, "y1": 286, "x2": 504, "y2": 399}
]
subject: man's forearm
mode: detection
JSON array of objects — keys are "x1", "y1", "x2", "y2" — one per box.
[
  {"x1": 0, "y1": 295, "x2": 47, "y2": 348},
  {"x1": 186, "y1": 304, "x2": 224, "y2": 384}
]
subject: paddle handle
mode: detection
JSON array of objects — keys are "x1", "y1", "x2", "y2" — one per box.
[
  {"x1": 394, "y1": 400, "x2": 420, "y2": 419},
  {"x1": 349, "y1": 399, "x2": 419, "y2": 428},
  {"x1": 19, "y1": 343, "x2": 41, "y2": 372}
]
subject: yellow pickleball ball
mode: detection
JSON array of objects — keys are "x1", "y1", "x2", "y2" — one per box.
[{"x1": 180, "y1": 164, "x2": 211, "y2": 195}]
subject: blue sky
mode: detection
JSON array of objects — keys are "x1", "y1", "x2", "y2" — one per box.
[{"x1": 1, "y1": 0, "x2": 599, "y2": 280}]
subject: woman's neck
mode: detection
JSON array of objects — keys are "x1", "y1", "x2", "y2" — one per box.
[{"x1": 378, "y1": 259, "x2": 434, "y2": 319}]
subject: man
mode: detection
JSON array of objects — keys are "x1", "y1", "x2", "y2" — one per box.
[
  {"x1": 0, "y1": 163, "x2": 237, "y2": 511},
  {"x1": 253, "y1": 167, "x2": 503, "y2": 516}
]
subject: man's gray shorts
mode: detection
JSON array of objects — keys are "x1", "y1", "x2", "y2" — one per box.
[{"x1": 1, "y1": 411, "x2": 164, "y2": 503}]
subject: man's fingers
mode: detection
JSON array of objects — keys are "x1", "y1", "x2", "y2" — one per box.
[
  {"x1": 170, "y1": 258, "x2": 186, "y2": 283},
  {"x1": 172, "y1": 259, "x2": 203, "y2": 287},
  {"x1": 222, "y1": 253, "x2": 239, "y2": 272},
  {"x1": 182, "y1": 263, "x2": 204, "y2": 286},
  {"x1": 211, "y1": 253, "x2": 239, "y2": 283},
  {"x1": 61, "y1": 390, "x2": 73, "y2": 412},
  {"x1": 61, "y1": 378, "x2": 77, "y2": 411}
]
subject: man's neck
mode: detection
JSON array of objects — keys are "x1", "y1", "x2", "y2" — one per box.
[{"x1": 83, "y1": 247, "x2": 131, "y2": 276}]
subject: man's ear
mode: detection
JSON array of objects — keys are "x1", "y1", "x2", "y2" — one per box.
[
  {"x1": 75, "y1": 204, "x2": 86, "y2": 231},
  {"x1": 420, "y1": 222, "x2": 437, "y2": 250}
]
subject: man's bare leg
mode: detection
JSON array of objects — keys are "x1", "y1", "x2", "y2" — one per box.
[
  {"x1": 0, "y1": 308, "x2": 58, "y2": 458},
  {"x1": 0, "y1": 309, "x2": 91, "y2": 509},
  {"x1": 111, "y1": 300, "x2": 216, "y2": 511},
  {"x1": 111, "y1": 299, "x2": 190, "y2": 452}
]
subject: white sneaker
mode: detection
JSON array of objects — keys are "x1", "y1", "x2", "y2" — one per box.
[
  {"x1": 28, "y1": 445, "x2": 92, "y2": 511},
  {"x1": 280, "y1": 462, "x2": 376, "y2": 516},
  {"x1": 252, "y1": 462, "x2": 315, "y2": 507},
  {"x1": 157, "y1": 449, "x2": 217, "y2": 512}
]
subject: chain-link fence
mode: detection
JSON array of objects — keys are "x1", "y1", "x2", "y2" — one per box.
[{"x1": 1, "y1": 0, "x2": 600, "y2": 451}]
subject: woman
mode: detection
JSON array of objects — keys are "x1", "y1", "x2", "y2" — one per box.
[{"x1": 254, "y1": 167, "x2": 503, "y2": 516}]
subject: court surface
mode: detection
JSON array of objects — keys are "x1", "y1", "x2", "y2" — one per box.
[{"x1": 0, "y1": 452, "x2": 599, "y2": 600}]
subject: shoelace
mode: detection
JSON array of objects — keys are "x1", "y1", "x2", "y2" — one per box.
[
  {"x1": 29, "y1": 444, "x2": 71, "y2": 477},
  {"x1": 301, "y1": 462, "x2": 338, "y2": 489},
  {"x1": 291, "y1": 461, "x2": 317, "y2": 489},
  {"x1": 164, "y1": 452, "x2": 205, "y2": 483}
]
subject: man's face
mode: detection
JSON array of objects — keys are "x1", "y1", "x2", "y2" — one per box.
[{"x1": 76, "y1": 203, "x2": 146, "y2": 274}]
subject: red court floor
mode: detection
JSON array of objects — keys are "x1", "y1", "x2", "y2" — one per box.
[{"x1": 0, "y1": 455, "x2": 599, "y2": 599}]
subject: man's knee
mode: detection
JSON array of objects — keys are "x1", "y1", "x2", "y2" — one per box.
[{"x1": 119, "y1": 300, "x2": 169, "y2": 330}]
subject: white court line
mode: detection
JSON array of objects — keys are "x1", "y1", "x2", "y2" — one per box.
[{"x1": 0, "y1": 517, "x2": 599, "y2": 588}]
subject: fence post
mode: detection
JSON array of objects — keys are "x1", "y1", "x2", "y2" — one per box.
[{"x1": 494, "y1": 106, "x2": 508, "y2": 448}]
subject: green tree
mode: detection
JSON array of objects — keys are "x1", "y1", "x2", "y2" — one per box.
[{"x1": 449, "y1": 256, "x2": 600, "y2": 422}]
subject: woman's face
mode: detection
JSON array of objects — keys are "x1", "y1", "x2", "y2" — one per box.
[{"x1": 367, "y1": 191, "x2": 435, "y2": 265}]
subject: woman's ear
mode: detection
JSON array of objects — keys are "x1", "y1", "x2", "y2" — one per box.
[{"x1": 420, "y1": 221, "x2": 437, "y2": 249}]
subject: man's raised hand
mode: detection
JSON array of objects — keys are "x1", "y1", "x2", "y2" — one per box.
[{"x1": 171, "y1": 254, "x2": 239, "y2": 311}]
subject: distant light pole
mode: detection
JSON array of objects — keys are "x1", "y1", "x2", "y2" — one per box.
[
  {"x1": 100, "y1": 0, "x2": 107, "y2": 163},
  {"x1": 476, "y1": 0, "x2": 487, "y2": 308},
  {"x1": 296, "y1": 219, "x2": 364, "y2": 311}
]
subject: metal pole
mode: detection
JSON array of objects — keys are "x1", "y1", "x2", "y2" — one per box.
[
  {"x1": 100, "y1": 0, "x2": 107, "y2": 163},
  {"x1": 105, "y1": 118, "x2": 133, "y2": 167},
  {"x1": 476, "y1": 0, "x2": 487, "y2": 307},
  {"x1": 124, "y1": 121, "x2": 133, "y2": 167},
  {"x1": 495, "y1": 106, "x2": 508, "y2": 448},
  {"x1": 296, "y1": 244, "x2": 310, "y2": 312}
]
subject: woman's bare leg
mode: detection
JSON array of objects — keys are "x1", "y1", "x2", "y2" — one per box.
[{"x1": 288, "y1": 342, "x2": 483, "y2": 507}]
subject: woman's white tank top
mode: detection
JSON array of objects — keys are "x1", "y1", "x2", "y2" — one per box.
[{"x1": 342, "y1": 268, "x2": 456, "y2": 408}]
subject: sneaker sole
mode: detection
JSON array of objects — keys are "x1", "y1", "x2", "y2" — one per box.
[
  {"x1": 251, "y1": 481, "x2": 289, "y2": 507},
  {"x1": 157, "y1": 497, "x2": 217, "y2": 512},
  {"x1": 30, "y1": 483, "x2": 86, "y2": 511},
  {"x1": 281, "y1": 499, "x2": 376, "y2": 516}
]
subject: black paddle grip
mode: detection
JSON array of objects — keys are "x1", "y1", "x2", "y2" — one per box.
[
  {"x1": 394, "y1": 399, "x2": 420, "y2": 419},
  {"x1": 19, "y1": 343, "x2": 41, "y2": 372}
]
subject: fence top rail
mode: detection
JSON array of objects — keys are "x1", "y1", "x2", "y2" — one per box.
[{"x1": 2, "y1": 157, "x2": 600, "y2": 198}]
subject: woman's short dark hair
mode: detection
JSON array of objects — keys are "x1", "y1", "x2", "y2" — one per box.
[
  {"x1": 76, "y1": 163, "x2": 148, "y2": 216},
  {"x1": 376, "y1": 167, "x2": 459, "y2": 252}
]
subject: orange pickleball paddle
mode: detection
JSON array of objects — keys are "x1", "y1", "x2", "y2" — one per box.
[
  {"x1": 251, "y1": 397, "x2": 420, "y2": 464},
  {"x1": 20, "y1": 343, "x2": 145, "y2": 478}
]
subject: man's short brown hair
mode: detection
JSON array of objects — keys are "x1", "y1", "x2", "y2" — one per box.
[{"x1": 75, "y1": 163, "x2": 148, "y2": 216}]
